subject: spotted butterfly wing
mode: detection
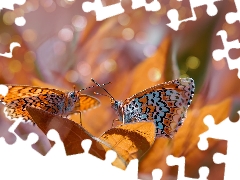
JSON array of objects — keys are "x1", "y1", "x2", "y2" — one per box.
[
  {"x1": 71, "y1": 93, "x2": 100, "y2": 112},
  {"x1": 0, "y1": 85, "x2": 100, "y2": 122},
  {"x1": 0, "y1": 85, "x2": 65, "y2": 104},
  {"x1": 4, "y1": 93, "x2": 67, "y2": 121},
  {"x1": 112, "y1": 78, "x2": 195, "y2": 138}
]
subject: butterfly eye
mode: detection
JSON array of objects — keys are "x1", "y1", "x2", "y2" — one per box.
[{"x1": 69, "y1": 92, "x2": 76, "y2": 99}]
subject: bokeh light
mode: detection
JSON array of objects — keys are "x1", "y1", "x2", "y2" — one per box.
[
  {"x1": 122, "y1": 28, "x2": 134, "y2": 40},
  {"x1": 100, "y1": 59, "x2": 117, "y2": 73},
  {"x1": 186, "y1": 56, "x2": 200, "y2": 69},
  {"x1": 3, "y1": 11, "x2": 15, "y2": 25},
  {"x1": 118, "y1": 14, "x2": 130, "y2": 26},
  {"x1": 58, "y1": 27, "x2": 73, "y2": 42},
  {"x1": 77, "y1": 62, "x2": 91, "y2": 77},
  {"x1": 15, "y1": 17, "x2": 26, "y2": 26},
  {"x1": 22, "y1": 29, "x2": 37, "y2": 42},
  {"x1": 72, "y1": 15, "x2": 87, "y2": 31},
  {"x1": 65, "y1": 70, "x2": 78, "y2": 83},
  {"x1": 22, "y1": 0, "x2": 39, "y2": 13},
  {"x1": 9, "y1": 60, "x2": 22, "y2": 73},
  {"x1": 148, "y1": 67, "x2": 161, "y2": 82}
]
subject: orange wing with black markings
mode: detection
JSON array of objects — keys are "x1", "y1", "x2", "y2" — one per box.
[
  {"x1": 0, "y1": 85, "x2": 101, "y2": 122},
  {"x1": 4, "y1": 93, "x2": 66, "y2": 121},
  {"x1": 0, "y1": 85, "x2": 64, "y2": 104},
  {"x1": 71, "y1": 93, "x2": 100, "y2": 112}
]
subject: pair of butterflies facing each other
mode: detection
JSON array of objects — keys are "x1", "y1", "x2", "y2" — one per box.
[{"x1": 0, "y1": 77, "x2": 195, "y2": 138}]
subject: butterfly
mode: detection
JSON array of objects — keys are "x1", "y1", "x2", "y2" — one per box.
[
  {"x1": 91, "y1": 78, "x2": 195, "y2": 138},
  {"x1": 0, "y1": 84, "x2": 102, "y2": 124}
]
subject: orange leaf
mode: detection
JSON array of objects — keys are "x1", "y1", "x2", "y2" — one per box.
[
  {"x1": 98, "y1": 121, "x2": 156, "y2": 170},
  {"x1": 26, "y1": 106, "x2": 106, "y2": 160},
  {"x1": 27, "y1": 107, "x2": 156, "y2": 170}
]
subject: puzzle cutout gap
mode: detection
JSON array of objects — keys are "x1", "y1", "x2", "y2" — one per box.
[
  {"x1": 167, "y1": 0, "x2": 222, "y2": 31},
  {"x1": 0, "y1": 42, "x2": 21, "y2": 58},
  {"x1": 198, "y1": 113, "x2": 240, "y2": 180},
  {"x1": 212, "y1": 30, "x2": 240, "y2": 79},
  {"x1": 82, "y1": 0, "x2": 161, "y2": 21}
]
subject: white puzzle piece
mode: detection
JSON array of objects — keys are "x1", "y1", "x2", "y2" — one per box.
[
  {"x1": 167, "y1": 0, "x2": 222, "y2": 31},
  {"x1": 212, "y1": 30, "x2": 240, "y2": 79},
  {"x1": 198, "y1": 113, "x2": 240, "y2": 180}
]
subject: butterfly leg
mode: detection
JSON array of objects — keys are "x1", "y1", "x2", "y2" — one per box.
[
  {"x1": 79, "y1": 112, "x2": 82, "y2": 126},
  {"x1": 72, "y1": 110, "x2": 82, "y2": 126},
  {"x1": 111, "y1": 118, "x2": 116, "y2": 128}
]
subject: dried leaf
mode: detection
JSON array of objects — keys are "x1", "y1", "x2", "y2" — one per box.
[
  {"x1": 129, "y1": 36, "x2": 171, "y2": 95},
  {"x1": 27, "y1": 107, "x2": 156, "y2": 170},
  {"x1": 98, "y1": 121, "x2": 156, "y2": 170},
  {"x1": 26, "y1": 106, "x2": 106, "y2": 160}
]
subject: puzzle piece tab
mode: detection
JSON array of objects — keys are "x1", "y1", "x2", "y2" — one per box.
[
  {"x1": 167, "y1": 0, "x2": 222, "y2": 31},
  {"x1": 131, "y1": 0, "x2": 160, "y2": 11},
  {"x1": 152, "y1": 169, "x2": 163, "y2": 180},
  {"x1": 198, "y1": 113, "x2": 240, "y2": 180},
  {"x1": 82, "y1": 0, "x2": 161, "y2": 21},
  {"x1": 225, "y1": 0, "x2": 240, "y2": 24},
  {"x1": 0, "y1": 121, "x2": 140, "y2": 179},
  {"x1": 212, "y1": 30, "x2": 240, "y2": 79},
  {"x1": 166, "y1": 155, "x2": 209, "y2": 179},
  {"x1": 82, "y1": 0, "x2": 124, "y2": 21},
  {"x1": 0, "y1": 0, "x2": 26, "y2": 11},
  {"x1": 0, "y1": 42, "x2": 21, "y2": 58}
]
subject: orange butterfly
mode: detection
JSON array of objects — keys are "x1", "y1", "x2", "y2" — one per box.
[
  {"x1": 92, "y1": 78, "x2": 195, "y2": 138},
  {"x1": 0, "y1": 84, "x2": 101, "y2": 124}
]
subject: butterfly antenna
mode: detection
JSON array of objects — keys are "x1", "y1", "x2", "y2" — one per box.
[
  {"x1": 73, "y1": 85, "x2": 76, "y2": 92},
  {"x1": 78, "y1": 82, "x2": 111, "y2": 92},
  {"x1": 94, "y1": 92, "x2": 111, "y2": 98},
  {"x1": 91, "y1": 78, "x2": 115, "y2": 100}
]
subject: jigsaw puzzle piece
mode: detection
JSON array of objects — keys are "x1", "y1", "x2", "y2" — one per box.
[
  {"x1": 0, "y1": 42, "x2": 21, "y2": 58},
  {"x1": 45, "y1": 129, "x2": 66, "y2": 157},
  {"x1": 213, "y1": 151, "x2": 240, "y2": 179},
  {"x1": 0, "y1": 120, "x2": 41, "y2": 159},
  {"x1": 152, "y1": 169, "x2": 163, "y2": 180},
  {"x1": 82, "y1": 0, "x2": 124, "y2": 21},
  {"x1": 166, "y1": 155, "x2": 209, "y2": 179},
  {"x1": 0, "y1": 0, "x2": 26, "y2": 10},
  {"x1": 131, "y1": 0, "x2": 160, "y2": 11},
  {"x1": 212, "y1": 30, "x2": 240, "y2": 78},
  {"x1": 198, "y1": 112, "x2": 240, "y2": 179},
  {"x1": 167, "y1": 0, "x2": 222, "y2": 31},
  {"x1": 225, "y1": 0, "x2": 240, "y2": 24}
]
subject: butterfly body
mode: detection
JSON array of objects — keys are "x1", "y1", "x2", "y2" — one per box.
[
  {"x1": 110, "y1": 78, "x2": 195, "y2": 138},
  {"x1": 0, "y1": 85, "x2": 100, "y2": 121}
]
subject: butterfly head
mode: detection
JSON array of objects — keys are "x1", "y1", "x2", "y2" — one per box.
[
  {"x1": 110, "y1": 99, "x2": 123, "y2": 111},
  {"x1": 67, "y1": 85, "x2": 79, "y2": 103}
]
